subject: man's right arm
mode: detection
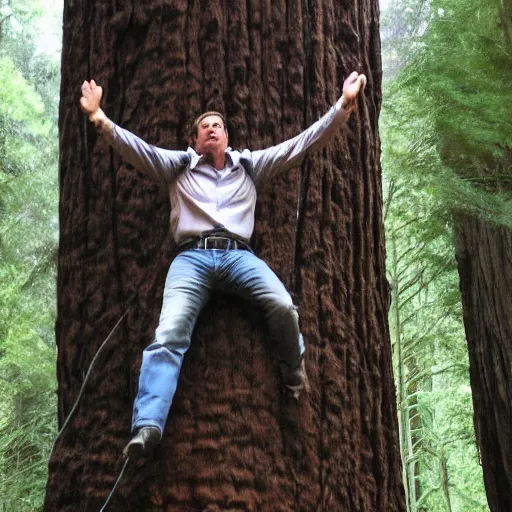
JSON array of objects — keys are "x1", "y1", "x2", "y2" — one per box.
[
  {"x1": 80, "y1": 80, "x2": 189, "y2": 183},
  {"x1": 249, "y1": 71, "x2": 366, "y2": 187}
]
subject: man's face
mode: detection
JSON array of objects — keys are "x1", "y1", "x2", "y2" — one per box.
[{"x1": 194, "y1": 115, "x2": 228, "y2": 155}]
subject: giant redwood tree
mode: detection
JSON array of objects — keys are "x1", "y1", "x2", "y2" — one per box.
[
  {"x1": 453, "y1": 4, "x2": 512, "y2": 510},
  {"x1": 454, "y1": 216, "x2": 512, "y2": 511},
  {"x1": 45, "y1": 0, "x2": 405, "y2": 510}
]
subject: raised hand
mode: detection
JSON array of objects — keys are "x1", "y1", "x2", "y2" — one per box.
[
  {"x1": 80, "y1": 80, "x2": 103, "y2": 117},
  {"x1": 342, "y1": 71, "x2": 367, "y2": 103}
]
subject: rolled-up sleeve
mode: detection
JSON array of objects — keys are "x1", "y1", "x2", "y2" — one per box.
[
  {"x1": 105, "y1": 125, "x2": 190, "y2": 183},
  {"x1": 250, "y1": 98, "x2": 350, "y2": 186}
]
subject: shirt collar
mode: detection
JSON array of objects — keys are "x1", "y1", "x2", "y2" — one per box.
[{"x1": 187, "y1": 147, "x2": 235, "y2": 170}]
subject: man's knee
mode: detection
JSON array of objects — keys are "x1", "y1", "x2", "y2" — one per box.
[{"x1": 153, "y1": 322, "x2": 192, "y2": 355}]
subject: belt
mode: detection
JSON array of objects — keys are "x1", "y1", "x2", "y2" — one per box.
[{"x1": 178, "y1": 235, "x2": 252, "y2": 252}]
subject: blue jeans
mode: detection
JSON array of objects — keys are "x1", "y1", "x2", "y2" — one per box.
[{"x1": 132, "y1": 249, "x2": 305, "y2": 435}]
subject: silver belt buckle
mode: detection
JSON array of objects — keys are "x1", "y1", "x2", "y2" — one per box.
[{"x1": 203, "y1": 236, "x2": 232, "y2": 250}]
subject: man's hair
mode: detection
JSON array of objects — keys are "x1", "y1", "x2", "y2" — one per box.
[{"x1": 188, "y1": 111, "x2": 227, "y2": 147}]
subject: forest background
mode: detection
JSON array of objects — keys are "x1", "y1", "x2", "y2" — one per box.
[{"x1": 0, "y1": 0, "x2": 508, "y2": 510}]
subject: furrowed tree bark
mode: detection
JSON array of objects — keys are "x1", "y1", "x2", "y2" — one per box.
[
  {"x1": 454, "y1": 215, "x2": 512, "y2": 512},
  {"x1": 45, "y1": 0, "x2": 405, "y2": 510}
]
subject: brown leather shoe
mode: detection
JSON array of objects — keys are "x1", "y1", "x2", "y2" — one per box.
[{"x1": 123, "y1": 427, "x2": 161, "y2": 459}]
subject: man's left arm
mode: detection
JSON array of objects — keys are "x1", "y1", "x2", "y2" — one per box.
[{"x1": 251, "y1": 71, "x2": 366, "y2": 185}]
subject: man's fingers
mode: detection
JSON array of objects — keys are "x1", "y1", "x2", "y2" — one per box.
[
  {"x1": 359, "y1": 74, "x2": 367, "y2": 90},
  {"x1": 347, "y1": 71, "x2": 359, "y2": 83},
  {"x1": 80, "y1": 79, "x2": 100, "y2": 94}
]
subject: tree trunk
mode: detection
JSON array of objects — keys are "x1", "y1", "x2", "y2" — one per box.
[
  {"x1": 439, "y1": 450, "x2": 453, "y2": 512},
  {"x1": 390, "y1": 235, "x2": 412, "y2": 512},
  {"x1": 45, "y1": 0, "x2": 404, "y2": 510},
  {"x1": 454, "y1": 214, "x2": 512, "y2": 512}
]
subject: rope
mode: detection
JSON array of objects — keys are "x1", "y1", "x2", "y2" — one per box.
[
  {"x1": 99, "y1": 457, "x2": 131, "y2": 511},
  {"x1": 49, "y1": 308, "x2": 131, "y2": 458}
]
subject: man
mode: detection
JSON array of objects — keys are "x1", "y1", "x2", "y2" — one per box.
[{"x1": 79, "y1": 71, "x2": 366, "y2": 458}]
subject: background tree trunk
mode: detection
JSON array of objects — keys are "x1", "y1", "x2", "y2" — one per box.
[
  {"x1": 45, "y1": 0, "x2": 404, "y2": 510},
  {"x1": 454, "y1": 214, "x2": 512, "y2": 512}
]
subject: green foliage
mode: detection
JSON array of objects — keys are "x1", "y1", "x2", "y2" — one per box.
[
  {"x1": 0, "y1": 0, "x2": 61, "y2": 510},
  {"x1": 420, "y1": 0, "x2": 512, "y2": 164},
  {"x1": 0, "y1": 328, "x2": 56, "y2": 511},
  {"x1": 386, "y1": 0, "x2": 512, "y2": 227},
  {"x1": 380, "y1": 0, "x2": 507, "y2": 509}
]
